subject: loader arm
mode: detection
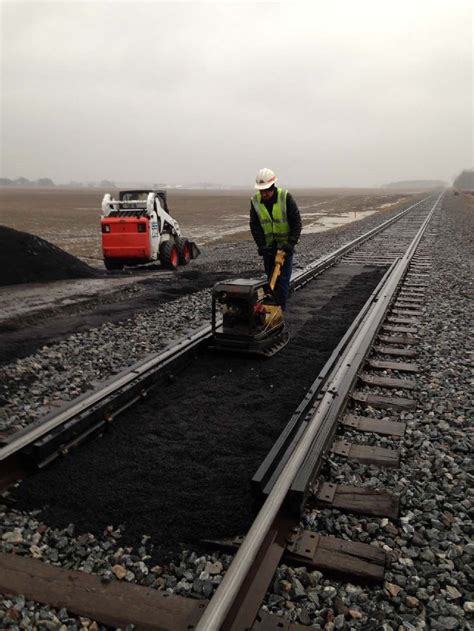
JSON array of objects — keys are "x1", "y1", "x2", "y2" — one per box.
[{"x1": 148, "y1": 193, "x2": 181, "y2": 237}]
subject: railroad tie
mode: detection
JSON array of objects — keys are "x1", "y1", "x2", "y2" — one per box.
[
  {"x1": 373, "y1": 345, "x2": 417, "y2": 358},
  {"x1": 382, "y1": 324, "x2": 418, "y2": 334},
  {"x1": 397, "y1": 291, "x2": 425, "y2": 305},
  {"x1": 351, "y1": 390, "x2": 416, "y2": 411},
  {"x1": 397, "y1": 291, "x2": 425, "y2": 298},
  {"x1": 340, "y1": 412, "x2": 407, "y2": 436},
  {"x1": 358, "y1": 373, "x2": 416, "y2": 390},
  {"x1": 368, "y1": 359, "x2": 419, "y2": 373},
  {"x1": 387, "y1": 316, "x2": 420, "y2": 325},
  {"x1": 331, "y1": 440, "x2": 400, "y2": 468},
  {"x1": 395, "y1": 301, "x2": 424, "y2": 308},
  {"x1": 0, "y1": 552, "x2": 205, "y2": 631},
  {"x1": 285, "y1": 529, "x2": 387, "y2": 583},
  {"x1": 378, "y1": 334, "x2": 419, "y2": 345},
  {"x1": 391, "y1": 308, "x2": 423, "y2": 317},
  {"x1": 311, "y1": 480, "x2": 400, "y2": 519}
]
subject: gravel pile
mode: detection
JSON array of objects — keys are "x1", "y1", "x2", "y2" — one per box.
[{"x1": 0, "y1": 226, "x2": 100, "y2": 286}]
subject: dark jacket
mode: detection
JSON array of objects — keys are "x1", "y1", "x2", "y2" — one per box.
[{"x1": 249, "y1": 187, "x2": 302, "y2": 250}]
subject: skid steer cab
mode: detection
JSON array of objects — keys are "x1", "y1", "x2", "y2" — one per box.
[{"x1": 100, "y1": 190, "x2": 200, "y2": 271}]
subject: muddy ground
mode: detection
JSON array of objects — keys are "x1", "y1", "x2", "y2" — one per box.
[{"x1": 12, "y1": 263, "x2": 385, "y2": 562}]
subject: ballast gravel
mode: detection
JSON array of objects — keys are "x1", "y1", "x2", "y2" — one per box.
[
  {"x1": 3, "y1": 192, "x2": 469, "y2": 630},
  {"x1": 0, "y1": 592, "x2": 120, "y2": 631}
]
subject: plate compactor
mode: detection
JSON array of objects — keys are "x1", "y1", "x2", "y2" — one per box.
[{"x1": 211, "y1": 250, "x2": 290, "y2": 358}]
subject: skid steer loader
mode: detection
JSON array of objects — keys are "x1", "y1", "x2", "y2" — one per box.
[{"x1": 100, "y1": 190, "x2": 200, "y2": 271}]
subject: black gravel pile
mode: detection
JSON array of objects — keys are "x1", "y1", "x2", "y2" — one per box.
[
  {"x1": 0, "y1": 226, "x2": 100, "y2": 286},
  {"x1": 13, "y1": 265, "x2": 384, "y2": 562}
]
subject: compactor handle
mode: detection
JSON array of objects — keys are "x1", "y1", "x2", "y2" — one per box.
[{"x1": 269, "y1": 249, "x2": 286, "y2": 292}]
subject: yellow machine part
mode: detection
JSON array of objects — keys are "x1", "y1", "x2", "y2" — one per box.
[{"x1": 261, "y1": 303, "x2": 284, "y2": 329}]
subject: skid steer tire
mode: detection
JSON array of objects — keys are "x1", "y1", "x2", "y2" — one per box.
[
  {"x1": 104, "y1": 258, "x2": 124, "y2": 271},
  {"x1": 176, "y1": 238, "x2": 191, "y2": 266},
  {"x1": 160, "y1": 241, "x2": 179, "y2": 270}
]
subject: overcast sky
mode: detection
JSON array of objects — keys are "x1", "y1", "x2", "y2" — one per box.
[{"x1": 1, "y1": 1, "x2": 472, "y2": 187}]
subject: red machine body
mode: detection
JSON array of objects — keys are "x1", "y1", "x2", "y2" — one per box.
[{"x1": 101, "y1": 217, "x2": 150, "y2": 261}]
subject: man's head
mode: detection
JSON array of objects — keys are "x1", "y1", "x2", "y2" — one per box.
[{"x1": 255, "y1": 167, "x2": 277, "y2": 191}]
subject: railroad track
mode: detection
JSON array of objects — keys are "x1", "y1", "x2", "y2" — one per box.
[
  {"x1": 196, "y1": 193, "x2": 441, "y2": 630},
  {"x1": 0, "y1": 193, "x2": 433, "y2": 472},
  {"x1": 0, "y1": 192, "x2": 442, "y2": 630}
]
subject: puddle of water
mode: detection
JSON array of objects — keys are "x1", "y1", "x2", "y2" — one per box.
[
  {"x1": 299, "y1": 199, "x2": 337, "y2": 209},
  {"x1": 194, "y1": 224, "x2": 249, "y2": 244},
  {"x1": 378, "y1": 202, "x2": 399, "y2": 209},
  {"x1": 302, "y1": 210, "x2": 377, "y2": 234}
]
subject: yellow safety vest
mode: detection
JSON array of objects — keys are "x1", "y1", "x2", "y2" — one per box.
[{"x1": 252, "y1": 188, "x2": 289, "y2": 247}]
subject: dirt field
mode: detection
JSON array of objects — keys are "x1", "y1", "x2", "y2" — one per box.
[{"x1": 0, "y1": 187, "x2": 412, "y2": 263}]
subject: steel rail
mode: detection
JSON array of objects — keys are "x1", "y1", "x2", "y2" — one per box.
[
  {"x1": 195, "y1": 191, "x2": 442, "y2": 631},
  {"x1": 0, "y1": 193, "x2": 434, "y2": 464}
]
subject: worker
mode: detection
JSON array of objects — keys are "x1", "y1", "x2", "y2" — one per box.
[{"x1": 249, "y1": 168, "x2": 302, "y2": 310}]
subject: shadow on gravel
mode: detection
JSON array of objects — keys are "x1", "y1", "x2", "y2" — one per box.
[{"x1": 12, "y1": 264, "x2": 385, "y2": 563}]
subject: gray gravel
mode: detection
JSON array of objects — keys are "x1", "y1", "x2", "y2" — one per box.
[
  {"x1": 0, "y1": 593, "x2": 118, "y2": 630},
  {"x1": 4, "y1": 191, "x2": 469, "y2": 630}
]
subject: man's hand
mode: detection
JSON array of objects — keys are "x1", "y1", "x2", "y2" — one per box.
[{"x1": 281, "y1": 243, "x2": 294, "y2": 255}]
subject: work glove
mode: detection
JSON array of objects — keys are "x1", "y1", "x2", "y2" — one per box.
[{"x1": 281, "y1": 243, "x2": 294, "y2": 255}]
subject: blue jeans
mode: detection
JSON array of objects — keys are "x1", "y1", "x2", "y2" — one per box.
[{"x1": 263, "y1": 252, "x2": 293, "y2": 310}]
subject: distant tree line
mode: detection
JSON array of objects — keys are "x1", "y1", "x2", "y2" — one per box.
[
  {"x1": 453, "y1": 169, "x2": 474, "y2": 191},
  {"x1": 0, "y1": 177, "x2": 55, "y2": 187},
  {"x1": 0, "y1": 177, "x2": 117, "y2": 188}
]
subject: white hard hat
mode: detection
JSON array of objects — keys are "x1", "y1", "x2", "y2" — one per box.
[{"x1": 255, "y1": 167, "x2": 278, "y2": 190}]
